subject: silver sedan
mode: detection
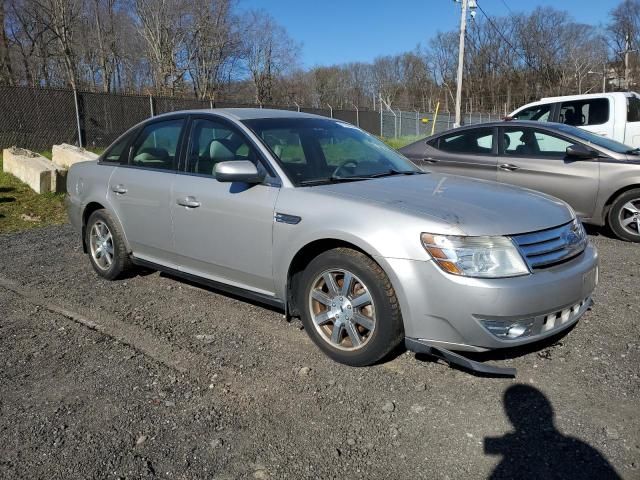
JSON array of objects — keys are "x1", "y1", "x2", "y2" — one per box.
[{"x1": 66, "y1": 110, "x2": 598, "y2": 372}]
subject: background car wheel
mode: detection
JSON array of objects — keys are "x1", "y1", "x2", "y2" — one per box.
[
  {"x1": 608, "y1": 189, "x2": 640, "y2": 242},
  {"x1": 298, "y1": 248, "x2": 404, "y2": 366},
  {"x1": 85, "y1": 209, "x2": 132, "y2": 280}
]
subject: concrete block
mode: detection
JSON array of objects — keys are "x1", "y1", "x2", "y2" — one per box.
[
  {"x1": 2, "y1": 147, "x2": 65, "y2": 193},
  {"x1": 52, "y1": 143, "x2": 98, "y2": 169}
]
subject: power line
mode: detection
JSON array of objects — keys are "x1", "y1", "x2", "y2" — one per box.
[
  {"x1": 475, "y1": 1, "x2": 534, "y2": 70},
  {"x1": 500, "y1": 0, "x2": 514, "y2": 15}
]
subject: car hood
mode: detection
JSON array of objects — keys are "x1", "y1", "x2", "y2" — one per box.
[{"x1": 314, "y1": 173, "x2": 573, "y2": 236}]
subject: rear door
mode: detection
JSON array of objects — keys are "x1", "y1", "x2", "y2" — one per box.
[
  {"x1": 108, "y1": 117, "x2": 185, "y2": 267},
  {"x1": 497, "y1": 126, "x2": 599, "y2": 219},
  {"x1": 558, "y1": 97, "x2": 614, "y2": 139},
  {"x1": 414, "y1": 126, "x2": 498, "y2": 181}
]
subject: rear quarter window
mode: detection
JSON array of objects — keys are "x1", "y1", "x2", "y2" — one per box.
[{"x1": 628, "y1": 96, "x2": 640, "y2": 122}]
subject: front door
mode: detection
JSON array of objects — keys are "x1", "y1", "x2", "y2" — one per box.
[
  {"x1": 108, "y1": 117, "x2": 185, "y2": 266},
  {"x1": 497, "y1": 126, "x2": 600, "y2": 220},
  {"x1": 171, "y1": 117, "x2": 280, "y2": 295}
]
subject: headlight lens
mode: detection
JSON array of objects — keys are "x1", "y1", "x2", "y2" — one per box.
[{"x1": 421, "y1": 233, "x2": 529, "y2": 278}]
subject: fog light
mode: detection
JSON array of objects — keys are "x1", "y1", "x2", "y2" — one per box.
[{"x1": 480, "y1": 318, "x2": 535, "y2": 339}]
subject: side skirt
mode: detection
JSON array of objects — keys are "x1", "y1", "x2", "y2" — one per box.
[{"x1": 131, "y1": 257, "x2": 286, "y2": 310}]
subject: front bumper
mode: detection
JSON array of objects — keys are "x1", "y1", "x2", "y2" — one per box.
[{"x1": 380, "y1": 242, "x2": 598, "y2": 352}]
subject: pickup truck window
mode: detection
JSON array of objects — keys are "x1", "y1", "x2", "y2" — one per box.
[
  {"x1": 559, "y1": 99, "x2": 609, "y2": 127},
  {"x1": 512, "y1": 104, "x2": 551, "y2": 121},
  {"x1": 628, "y1": 96, "x2": 640, "y2": 122}
]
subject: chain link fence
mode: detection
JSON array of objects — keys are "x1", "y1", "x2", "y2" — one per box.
[
  {"x1": 0, "y1": 86, "x2": 497, "y2": 152},
  {"x1": 380, "y1": 109, "x2": 500, "y2": 139}
]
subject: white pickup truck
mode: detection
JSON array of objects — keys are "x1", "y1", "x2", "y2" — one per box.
[{"x1": 509, "y1": 91, "x2": 640, "y2": 147}]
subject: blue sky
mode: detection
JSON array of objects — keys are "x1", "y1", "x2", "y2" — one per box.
[{"x1": 241, "y1": 0, "x2": 614, "y2": 68}]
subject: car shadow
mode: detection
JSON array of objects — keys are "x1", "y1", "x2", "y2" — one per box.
[
  {"x1": 584, "y1": 223, "x2": 618, "y2": 241},
  {"x1": 485, "y1": 384, "x2": 621, "y2": 479}
]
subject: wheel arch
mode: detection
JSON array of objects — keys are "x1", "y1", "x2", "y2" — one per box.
[
  {"x1": 285, "y1": 238, "x2": 398, "y2": 319},
  {"x1": 81, "y1": 201, "x2": 131, "y2": 254},
  {"x1": 603, "y1": 183, "x2": 640, "y2": 222}
]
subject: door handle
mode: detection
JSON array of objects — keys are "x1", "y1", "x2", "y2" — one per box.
[
  {"x1": 177, "y1": 196, "x2": 201, "y2": 208},
  {"x1": 111, "y1": 184, "x2": 127, "y2": 194},
  {"x1": 499, "y1": 164, "x2": 519, "y2": 172},
  {"x1": 422, "y1": 157, "x2": 439, "y2": 164}
]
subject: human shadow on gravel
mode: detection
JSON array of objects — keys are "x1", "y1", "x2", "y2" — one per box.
[{"x1": 485, "y1": 384, "x2": 621, "y2": 479}]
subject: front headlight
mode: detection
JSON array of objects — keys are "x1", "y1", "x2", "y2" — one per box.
[{"x1": 421, "y1": 233, "x2": 529, "y2": 278}]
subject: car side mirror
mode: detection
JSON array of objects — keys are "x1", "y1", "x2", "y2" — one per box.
[
  {"x1": 214, "y1": 160, "x2": 265, "y2": 183},
  {"x1": 566, "y1": 144, "x2": 597, "y2": 159}
]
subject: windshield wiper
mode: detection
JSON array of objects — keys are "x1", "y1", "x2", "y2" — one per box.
[
  {"x1": 625, "y1": 148, "x2": 640, "y2": 155},
  {"x1": 298, "y1": 169, "x2": 424, "y2": 186}
]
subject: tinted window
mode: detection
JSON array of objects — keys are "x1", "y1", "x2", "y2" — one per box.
[
  {"x1": 186, "y1": 118, "x2": 261, "y2": 176},
  {"x1": 503, "y1": 127, "x2": 572, "y2": 158},
  {"x1": 103, "y1": 134, "x2": 132, "y2": 164},
  {"x1": 512, "y1": 104, "x2": 552, "y2": 121},
  {"x1": 131, "y1": 119, "x2": 184, "y2": 170},
  {"x1": 437, "y1": 128, "x2": 494, "y2": 154},
  {"x1": 243, "y1": 118, "x2": 419, "y2": 186},
  {"x1": 628, "y1": 96, "x2": 640, "y2": 122},
  {"x1": 559, "y1": 99, "x2": 609, "y2": 126}
]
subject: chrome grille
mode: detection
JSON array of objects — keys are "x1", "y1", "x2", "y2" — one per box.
[{"x1": 511, "y1": 220, "x2": 587, "y2": 269}]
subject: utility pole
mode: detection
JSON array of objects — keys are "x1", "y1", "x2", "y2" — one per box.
[
  {"x1": 625, "y1": 33, "x2": 631, "y2": 90},
  {"x1": 453, "y1": 0, "x2": 476, "y2": 128}
]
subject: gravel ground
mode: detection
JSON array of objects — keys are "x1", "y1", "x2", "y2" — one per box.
[{"x1": 0, "y1": 224, "x2": 638, "y2": 479}]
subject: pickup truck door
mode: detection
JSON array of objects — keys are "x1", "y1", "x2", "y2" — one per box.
[
  {"x1": 558, "y1": 98, "x2": 615, "y2": 140},
  {"x1": 497, "y1": 126, "x2": 599, "y2": 220}
]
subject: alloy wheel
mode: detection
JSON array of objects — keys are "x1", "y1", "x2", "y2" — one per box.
[
  {"x1": 619, "y1": 199, "x2": 640, "y2": 237},
  {"x1": 89, "y1": 220, "x2": 114, "y2": 270},
  {"x1": 308, "y1": 269, "x2": 376, "y2": 351}
]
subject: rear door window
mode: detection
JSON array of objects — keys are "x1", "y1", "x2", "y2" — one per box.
[
  {"x1": 628, "y1": 96, "x2": 640, "y2": 122},
  {"x1": 437, "y1": 128, "x2": 494, "y2": 155},
  {"x1": 559, "y1": 99, "x2": 609, "y2": 127},
  {"x1": 131, "y1": 119, "x2": 185, "y2": 170}
]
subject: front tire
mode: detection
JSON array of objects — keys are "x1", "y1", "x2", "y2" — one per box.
[
  {"x1": 608, "y1": 189, "x2": 640, "y2": 242},
  {"x1": 85, "y1": 209, "x2": 132, "y2": 280},
  {"x1": 298, "y1": 248, "x2": 404, "y2": 366}
]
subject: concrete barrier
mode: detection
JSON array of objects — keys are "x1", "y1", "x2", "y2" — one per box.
[
  {"x1": 52, "y1": 143, "x2": 98, "y2": 169},
  {"x1": 2, "y1": 147, "x2": 65, "y2": 193}
]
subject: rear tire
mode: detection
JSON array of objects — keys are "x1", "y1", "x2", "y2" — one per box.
[
  {"x1": 85, "y1": 209, "x2": 132, "y2": 280},
  {"x1": 608, "y1": 189, "x2": 640, "y2": 242},
  {"x1": 298, "y1": 248, "x2": 404, "y2": 366}
]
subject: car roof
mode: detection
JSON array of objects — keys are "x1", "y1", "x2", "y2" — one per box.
[
  {"x1": 430, "y1": 120, "x2": 559, "y2": 135},
  {"x1": 152, "y1": 108, "x2": 329, "y2": 121}
]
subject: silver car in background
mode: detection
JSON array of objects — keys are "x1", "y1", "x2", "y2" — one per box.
[
  {"x1": 66, "y1": 110, "x2": 598, "y2": 372},
  {"x1": 400, "y1": 120, "x2": 640, "y2": 242}
]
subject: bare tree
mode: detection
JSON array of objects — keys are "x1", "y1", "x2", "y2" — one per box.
[
  {"x1": 241, "y1": 10, "x2": 299, "y2": 105},
  {"x1": 184, "y1": 0, "x2": 237, "y2": 100}
]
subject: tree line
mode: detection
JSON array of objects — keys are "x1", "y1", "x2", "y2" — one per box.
[{"x1": 0, "y1": 0, "x2": 638, "y2": 114}]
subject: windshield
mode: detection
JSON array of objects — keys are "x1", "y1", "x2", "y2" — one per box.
[
  {"x1": 553, "y1": 123, "x2": 634, "y2": 154},
  {"x1": 242, "y1": 118, "x2": 421, "y2": 185}
]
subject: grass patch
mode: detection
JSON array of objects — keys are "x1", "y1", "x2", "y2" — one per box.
[
  {"x1": 0, "y1": 151, "x2": 67, "y2": 234},
  {"x1": 381, "y1": 136, "x2": 425, "y2": 149}
]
